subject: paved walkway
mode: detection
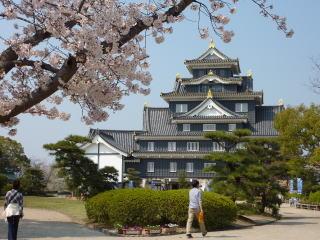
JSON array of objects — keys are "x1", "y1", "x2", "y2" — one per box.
[{"x1": 1, "y1": 204, "x2": 320, "y2": 239}]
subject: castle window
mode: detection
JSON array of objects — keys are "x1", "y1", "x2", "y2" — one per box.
[
  {"x1": 213, "y1": 142, "x2": 224, "y2": 152},
  {"x1": 187, "y1": 142, "x2": 199, "y2": 151},
  {"x1": 186, "y1": 162, "x2": 194, "y2": 173},
  {"x1": 203, "y1": 124, "x2": 216, "y2": 131},
  {"x1": 228, "y1": 124, "x2": 236, "y2": 132},
  {"x1": 147, "y1": 142, "x2": 154, "y2": 151},
  {"x1": 183, "y1": 124, "x2": 190, "y2": 131},
  {"x1": 147, "y1": 162, "x2": 155, "y2": 172},
  {"x1": 204, "y1": 162, "x2": 216, "y2": 172},
  {"x1": 168, "y1": 142, "x2": 176, "y2": 151},
  {"x1": 170, "y1": 162, "x2": 177, "y2": 172},
  {"x1": 176, "y1": 104, "x2": 188, "y2": 113},
  {"x1": 236, "y1": 142, "x2": 246, "y2": 149},
  {"x1": 235, "y1": 103, "x2": 248, "y2": 112},
  {"x1": 212, "y1": 84, "x2": 223, "y2": 92}
]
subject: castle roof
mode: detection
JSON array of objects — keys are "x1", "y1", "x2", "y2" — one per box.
[
  {"x1": 251, "y1": 106, "x2": 282, "y2": 136},
  {"x1": 161, "y1": 90, "x2": 263, "y2": 103},
  {"x1": 184, "y1": 42, "x2": 240, "y2": 73},
  {"x1": 89, "y1": 129, "x2": 142, "y2": 153},
  {"x1": 137, "y1": 106, "x2": 279, "y2": 139},
  {"x1": 180, "y1": 72, "x2": 243, "y2": 85}
]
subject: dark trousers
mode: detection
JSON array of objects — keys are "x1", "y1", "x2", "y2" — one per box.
[{"x1": 7, "y1": 215, "x2": 20, "y2": 240}]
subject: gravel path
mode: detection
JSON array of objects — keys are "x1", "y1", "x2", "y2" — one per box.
[{"x1": 1, "y1": 204, "x2": 320, "y2": 239}]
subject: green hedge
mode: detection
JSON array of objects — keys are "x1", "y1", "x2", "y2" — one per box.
[
  {"x1": 308, "y1": 191, "x2": 320, "y2": 204},
  {"x1": 85, "y1": 189, "x2": 237, "y2": 230}
]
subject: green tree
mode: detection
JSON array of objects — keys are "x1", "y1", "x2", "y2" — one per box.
[
  {"x1": 178, "y1": 171, "x2": 190, "y2": 189},
  {"x1": 126, "y1": 168, "x2": 142, "y2": 187},
  {"x1": 44, "y1": 135, "x2": 114, "y2": 197},
  {"x1": 0, "y1": 174, "x2": 8, "y2": 194},
  {"x1": 205, "y1": 130, "x2": 287, "y2": 214},
  {"x1": 20, "y1": 166, "x2": 46, "y2": 195},
  {"x1": 99, "y1": 166, "x2": 119, "y2": 190},
  {"x1": 0, "y1": 136, "x2": 30, "y2": 174},
  {"x1": 275, "y1": 104, "x2": 320, "y2": 194}
]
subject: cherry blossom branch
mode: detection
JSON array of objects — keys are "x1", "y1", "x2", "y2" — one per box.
[
  {"x1": 0, "y1": 30, "x2": 51, "y2": 75},
  {"x1": 250, "y1": 0, "x2": 294, "y2": 37},
  {"x1": 12, "y1": 59, "x2": 59, "y2": 73},
  {"x1": 102, "y1": 0, "x2": 193, "y2": 51},
  {"x1": 310, "y1": 57, "x2": 320, "y2": 94},
  {"x1": 0, "y1": 0, "x2": 294, "y2": 131},
  {"x1": 0, "y1": 54, "x2": 78, "y2": 124}
]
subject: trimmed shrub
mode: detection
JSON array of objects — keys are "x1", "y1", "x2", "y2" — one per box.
[
  {"x1": 203, "y1": 192, "x2": 238, "y2": 229},
  {"x1": 308, "y1": 191, "x2": 320, "y2": 204},
  {"x1": 85, "y1": 189, "x2": 237, "y2": 230},
  {"x1": 159, "y1": 189, "x2": 189, "y2": 226},
  {"x1": 86, "y1": 191, "x2": 114, "y2": 224}
]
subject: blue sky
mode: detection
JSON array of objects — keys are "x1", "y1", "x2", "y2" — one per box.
[{"x1": 1, "y1": 0, "x2": 320, "y2": 162}]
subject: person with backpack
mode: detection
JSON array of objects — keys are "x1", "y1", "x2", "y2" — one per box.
[{"x1": 3, "y1": 180, "x2": 24, "y2": 240}]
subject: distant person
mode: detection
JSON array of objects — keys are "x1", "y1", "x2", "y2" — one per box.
[
  {"x1": 3, "y1": 180, "x2": 24, "y2": 240},
  {"x1": 186, "y1": 180, "x2": 207, "y2": 238}
]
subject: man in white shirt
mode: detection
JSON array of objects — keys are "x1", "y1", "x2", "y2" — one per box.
[{"x1": 186, "y1": 180, "x2": 207, "y2": 238}]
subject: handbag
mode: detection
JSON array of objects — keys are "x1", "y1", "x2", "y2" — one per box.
[
  {"x1": 3, "y1": 191, "x2": 21, "y2": 219},
  {"x1": 198, "y1": 210, "x2": 204, "y2": 223}
]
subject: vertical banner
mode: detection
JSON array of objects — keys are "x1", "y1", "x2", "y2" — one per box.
[
  {"x1": 289, "y1": 179, "x2": 294, "y2": 193},
  {"x1": 297, "y1": 178, "x2": 303, "y2": 194},
  {"x1": 128, "y1": 180, "x2": 134, "y2": 189}
]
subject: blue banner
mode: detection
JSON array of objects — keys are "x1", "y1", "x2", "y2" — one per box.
[
  {"x1": 289, "y1": 179, "x2": 294, "y2": 193},
  {"x1": 297, "y1": 178, "x2": 303, "y2": 194}
]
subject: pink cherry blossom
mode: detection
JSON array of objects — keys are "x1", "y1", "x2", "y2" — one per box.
[{"x1": 0, "y1": 0, "x2": 293, "y2": 133}]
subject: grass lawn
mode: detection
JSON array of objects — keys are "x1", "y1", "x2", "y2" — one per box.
[{"x1": 0, "y1": 196, "x2": 87, "y2": 223}]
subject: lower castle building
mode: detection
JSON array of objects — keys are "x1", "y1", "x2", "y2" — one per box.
[{"x1": 81, "y1": 42, "x2": 282, "y2": 189}]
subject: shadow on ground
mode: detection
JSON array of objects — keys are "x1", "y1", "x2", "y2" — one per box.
[{"x1": 0, "y1": 219, "x2": 104, "y2": 239}]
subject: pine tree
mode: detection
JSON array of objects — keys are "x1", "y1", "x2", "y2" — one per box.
[{"x1": 205, "y1": 129, "x2": 288, "y2": 214}]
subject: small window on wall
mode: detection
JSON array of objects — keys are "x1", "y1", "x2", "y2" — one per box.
[
  {"x1": 147, "y1": 162, "x2": 155, "y2": 172},
  {"x1": 186, "y1": 162, "x2": 194, "y2": 173},
  {"x1": 236, "y1": 142, "x2": 246, "y2": 149},
  {"x1": 187, "y1": 142, "x2": 199, "y2": 151},
  {"x1": 212, "y1": 84, "x2": 223, "y2": 92},
  {"x1": 235, "y1": 103, "x2": 248, "y2": 112},
  {"x1": 183, "y1": 124, "x2": 191, "y2": 132},
  {"x1": 203, "y1": 124, "x2": 216, "y2": 131},
  {"x1": 147, "y1": 142, "x2": 154, "y2": 151},
  {"x1": 168, "y1": 142, "x2": 176, "y2": 151},
  {"x1": 170, "y1": 162, "x2": 177, "y2": 172},
  {"x1": 176, "y1": 104, "x2": 188, "y2": 113},
  {"x1": 228, "y1": 124, "x2": 236, "y2": 132},
  {"x1": 213, "y1": 142, "x2": 225, "y2": 152},
  {"x1": 204, "y1": 162, "x2": 216, "y2": 172},
  {"x1": 204, "y1": 162, "x2": 216, "y2": 168}
]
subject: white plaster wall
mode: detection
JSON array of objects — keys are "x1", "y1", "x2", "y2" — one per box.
[
  {"x1": 87, "y1": 153, "x2": 123, "y2": 182},
  {"x1": 82, "y1": 136, "x2": 124, "y2": 182}
]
